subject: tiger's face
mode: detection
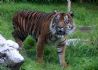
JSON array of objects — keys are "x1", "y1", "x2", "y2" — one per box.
[{"x1": 50, "y1": 12, "x2": 75, "y2": 38}]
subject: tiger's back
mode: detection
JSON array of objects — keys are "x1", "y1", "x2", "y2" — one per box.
[{"x1": 12, "y1": 11, "x2": 56, "y2": 41}]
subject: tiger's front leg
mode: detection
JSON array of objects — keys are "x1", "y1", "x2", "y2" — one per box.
[
  {"x1": 36, "y1": 35, "x2": 45, "y2": 63},
  {"x1": 57, "y1": 43, "x2": 67, "y2": 68}
]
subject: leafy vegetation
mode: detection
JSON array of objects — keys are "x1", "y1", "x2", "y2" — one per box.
[
  {"x1": 0, "y1": 3, "x2": 98, "y2": 70},
  {"x1": 1, "y1": 0, "x2": 98, "y2": 4}
]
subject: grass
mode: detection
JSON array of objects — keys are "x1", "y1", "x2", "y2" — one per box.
[{"x1": 0, "y1": 3, "x2": 98, "y2": 70}]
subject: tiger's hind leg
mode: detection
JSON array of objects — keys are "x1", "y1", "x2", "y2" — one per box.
[{"x1": 12, "y1": 31, "x2": 27, "y2": 48}]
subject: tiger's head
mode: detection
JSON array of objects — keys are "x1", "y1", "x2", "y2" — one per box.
[{"x1": 50, "y1": 12, "x2": 75, "y2": 38}]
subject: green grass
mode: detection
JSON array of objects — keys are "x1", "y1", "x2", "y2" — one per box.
[{"x1": 0, "y1": 3, "x2": 98, "y2": 70}]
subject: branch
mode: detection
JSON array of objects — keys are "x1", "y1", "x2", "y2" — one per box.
[{"x1": 67, "y1": 0, "x2": 71, "y2": 12}]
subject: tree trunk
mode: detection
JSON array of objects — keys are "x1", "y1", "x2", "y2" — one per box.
[{"x1": 80, "y1": 0, "x2": 83, "y2": 3}]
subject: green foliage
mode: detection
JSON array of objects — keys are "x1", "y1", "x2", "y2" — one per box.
[
  {"x1": 1, "y1": 0, "x2": 67, "y2": 3},
  {"x1": 1, "y1": 0, "x2": 98, "y2": 4},
  {"x1": 0, "y1": 3, "x2": 98, "y2": 70},
  {"x1": 28, "y1": 0, "x2": 66, "y2": 3}
]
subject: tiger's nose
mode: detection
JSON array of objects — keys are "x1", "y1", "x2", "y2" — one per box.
[
  {"x1": 57, "y1": 27, "x2": 65, "y2": 35},
  {"x1": 58, "y1": 27, "x2": 64, "y2": 31}
]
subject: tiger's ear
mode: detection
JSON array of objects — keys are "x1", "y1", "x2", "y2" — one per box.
[
  {"x1": 53, "y1": 11, "x2": 60, "y2": 20},
  {"x1": 69, "y1": 11, "x2": 74, "y2": 17},
  {"x1": 67, "y1": 11, "x2": 74, "y2": 17},
  {"x1": 53, "y1": 12, "x2": 60, "y2": 20},
  {"x1": 55, "y1": 14, "x2": 60, "y2": 19}
]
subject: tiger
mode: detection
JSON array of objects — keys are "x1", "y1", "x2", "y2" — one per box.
[{"x1": 12, "y1": 11, "x2": 75, "y2": 68}]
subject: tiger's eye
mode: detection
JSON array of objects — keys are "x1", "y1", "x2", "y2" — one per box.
[{"x1": 64, "y1": 20, "x2": 68, "y2": 24}]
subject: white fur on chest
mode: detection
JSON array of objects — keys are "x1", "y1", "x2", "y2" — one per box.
[{"x1": 47, "y1": 35, "x2": 65, "y2": 46}]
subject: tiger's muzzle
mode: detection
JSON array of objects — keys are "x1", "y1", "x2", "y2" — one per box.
[
  {"x1": 56, "y1": 27, "x2": 66, "y2": 35},
  {"x1": 55, "y1": 24, "x2": 75, "y2": 38}
]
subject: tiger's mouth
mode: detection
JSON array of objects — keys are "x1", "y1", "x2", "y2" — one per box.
[
  {"x1": 55, "y1": 26, "x2": 75, "y2": 38},
  {"x1": 55, "y1": 27, "x2": 66, "y2": 38},
  {"x1": 49, "y1": 22, "x2": 75, "y2": 38},
  {"x1": 49, "y1": 25, "x2": 66, "y2": 38},
  {"x1": 56, "y1": 35, "x2": 65, "y2": 38}
]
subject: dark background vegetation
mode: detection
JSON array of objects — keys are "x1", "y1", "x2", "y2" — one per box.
[{"x1": 0, "y1": 0, "x2": 98, "y2": 4}]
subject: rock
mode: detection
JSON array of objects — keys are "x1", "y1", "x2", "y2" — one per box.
[{"x1": 0, "y1": 34, "x2": 24, "y2": 70}]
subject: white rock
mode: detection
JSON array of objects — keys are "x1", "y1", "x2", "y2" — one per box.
[
  {"x1": 0, "y1": 34, "x2": 24, "y2": 66},
  {"x1": 6, "y1": 48, "x2": 24, "y2": 64},
  {"x1": 6, "y1": 40, "x2": 19, "y2": 50},
  {"x1": 66, "y1": 39, "x2": 81, "y2": 46},
  {"x1": 65, "y1": 39, "x2": 89, "y2": 46}
]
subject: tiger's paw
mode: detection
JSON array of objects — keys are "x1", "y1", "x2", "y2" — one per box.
[
  {"x1": 61, "y1": 63, "x2": 68, "y2": 68},
  {"x1": 36, "y1": 58, "x2": 44, "y2": 64}
]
